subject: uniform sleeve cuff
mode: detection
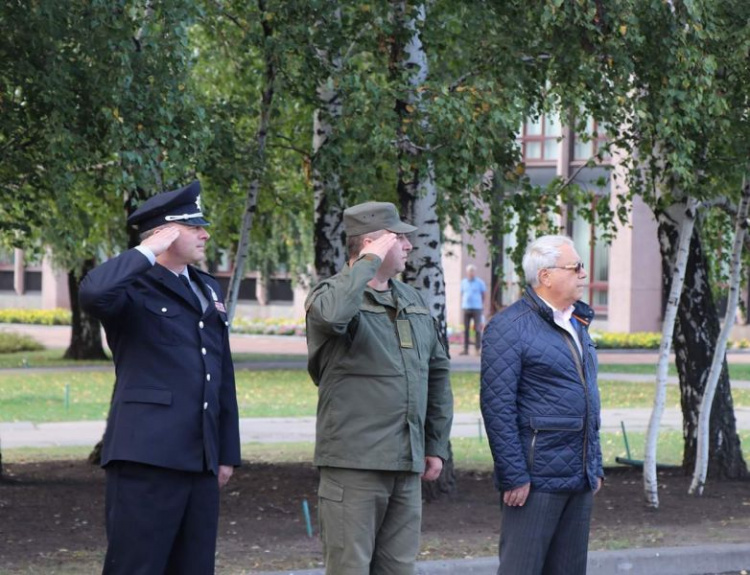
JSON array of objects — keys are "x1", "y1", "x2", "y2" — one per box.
[
  {"x1": 355, "y1": 253, "x2": 381, "y2": 264},
  {"x1": 135, "y1": 245, "x2": 156, "y2": 265}
]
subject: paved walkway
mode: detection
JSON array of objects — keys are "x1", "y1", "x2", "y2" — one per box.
[
  {"x1": 6, "y1": 406, "x2": 750, "y2": 450},
  {"x1": 252, "y1": 543, "x2": 750, "y2": 575}
]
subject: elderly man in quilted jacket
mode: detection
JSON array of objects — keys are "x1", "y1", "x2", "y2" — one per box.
[{"x1": 480, "y1": 234, "x2": 603, "y2": 575}]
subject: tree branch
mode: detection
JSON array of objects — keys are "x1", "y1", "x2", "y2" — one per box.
[
  {"x1": 552, "y1": 161, "x2": 591, "y2": 195},
  {"x1": 267, "y1": 142, "x2": 310, "y2": 157},
  {"x1": 448, "y1": 69, "x2": 481, "y2": 92},
  {"x1": 704, "y1": 195, "x2": 737, "y2": 216},
  {"x1": 210, "y1": 0, "x2": 251, "y2": 33},
  {"x1": 391, "y1": 136, "x2": 444, "y2": 154}
]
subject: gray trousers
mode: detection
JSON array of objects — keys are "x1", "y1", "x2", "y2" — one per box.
[
  {"x1": 497, "y1": 489, "x2": 593, "y2": 575},
  {"x1": 463, "y1": 309, "x2": 483, "y2": 352},
  {"x1": 318, "y1": 467, "x2": 422, "y2": 575}
]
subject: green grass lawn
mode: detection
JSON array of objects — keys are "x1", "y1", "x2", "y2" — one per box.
[
  {"x1": 3, "y1": 368, "x2": 750, "y2": 423},
  {"x1": 0, "y1": 349, "x2": 307, "y2": 369}
]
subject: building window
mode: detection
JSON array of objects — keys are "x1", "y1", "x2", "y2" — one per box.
[
  {"x1": 573, "y1": 117, "x2": 610, "y2": 163},
  {"x1": 572, "y1": 202, "x2": 609, "y2": 315},
  {"x1": 521, "y1": 113, "x2": 562, "y2": 162}
]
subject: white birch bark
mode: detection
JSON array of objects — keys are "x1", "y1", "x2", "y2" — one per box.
[
  {"x1": 312, "y1": 102, "x2": 345, "y2": 280},
  {"x1": 689, "y1": 182, "x2": 750, "y2": 495},
  {"x1": 404, "y1": 162, "x2": 445, "y2": 326},
  {"x1": 644, "y1": 195, "x2": 699, "y2": 508},
  {"x1": 312, "y1": 7, "x2": 346, "y2": 281},
  {"x1": 399, "y1": 3, "x2": 446, "y2": 330}
]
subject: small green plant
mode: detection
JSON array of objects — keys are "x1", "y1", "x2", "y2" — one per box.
[{"x1": 0, "y1": 331, "x2": 45, "y2": 354}]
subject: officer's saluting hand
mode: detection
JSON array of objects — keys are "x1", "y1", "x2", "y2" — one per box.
[{"x1": 139, "y1": 224, "x2": 181, "y2": 255}]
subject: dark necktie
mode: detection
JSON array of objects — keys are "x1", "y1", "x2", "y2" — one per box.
[{"x1": 179, "y1": 274, "x2": 203, "y2": 311}]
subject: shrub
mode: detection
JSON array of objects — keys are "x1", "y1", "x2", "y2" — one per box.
[
  {"x1": 590, "y1": 331, "x2": 662, "y2": 350},
  {"x1": 0, "y1": 331, "x2": 45, "y2": 354},
  {"x1": 232, "y1": 317, "x2": 306, "y2": 336},
  {"x1": 0, "y1": 308, "x2": 71, "y2": 325},
  {"x1": 590, "y1": 331, "x2": 750, "y2": 350}
]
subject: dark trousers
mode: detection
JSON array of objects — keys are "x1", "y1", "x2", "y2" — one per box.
[
  {"x1": 463, "y1": 308, "x2": 483, "y2": 352},
  {"x1": 497, "y1": 489, "x2": 593, "y2": 575},
  {"x1": 103, "y1": 461, "x2": 220, "y2": 575}
]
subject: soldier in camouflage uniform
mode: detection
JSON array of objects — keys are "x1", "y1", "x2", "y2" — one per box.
[{"x1": 306, "y1": 201, "x2": 454, "y2": 575}]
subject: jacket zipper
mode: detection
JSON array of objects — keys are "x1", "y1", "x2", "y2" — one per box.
[
  {"x1": 560, "y1": 330, "x2": 589, "y2": 484},
  {"x1": 528, "y1": 430, "x2": 538, "y2": 469}
]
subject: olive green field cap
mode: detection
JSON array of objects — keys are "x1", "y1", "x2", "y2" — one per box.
[{"x1": 343, "y1": 201, "x2": 418, "y2": 236}]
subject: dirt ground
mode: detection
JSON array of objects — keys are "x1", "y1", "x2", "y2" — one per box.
[{"x1": 1, "y1": 460, "x2": 749, "y2": 574}]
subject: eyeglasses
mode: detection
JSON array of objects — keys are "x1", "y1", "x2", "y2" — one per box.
[{"x1": 546, "y1": 261, "x2": 585, "y2": 273}]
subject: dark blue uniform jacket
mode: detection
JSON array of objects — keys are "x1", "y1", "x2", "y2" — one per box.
[
  {"x1": 79, "y1": 249, "x2": 241, "y2": 474},
  {"x1": 480, "y1": 286, "x2": 603, "y2": 493}
]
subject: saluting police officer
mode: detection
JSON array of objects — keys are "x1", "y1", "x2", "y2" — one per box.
[
  {"x1": 80, "y1": 180, "x2": 241, "y2": 575},
  {"x1": 305, "y1": 201, "x2": 454, "y2": 575}
]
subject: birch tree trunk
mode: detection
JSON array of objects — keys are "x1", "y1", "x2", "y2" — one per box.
[
  {"x1": 644, "y1": 195, "x2": 698, "y2": 508},
  {"x1": 312, "y1": 7, "x2": 346, "y2": 282},
  {"x1": 393, "y1": 2, "x2": 454, "y2": 500},
  {"x1": 395, "y1": 3, "x2": 446, "y2": 333},
  {"x1": 312, "y1": 107, "x2": 345, "y2": 281},
  {"x1": 689, "y1": 182, "x2": 750, "y2": 495},
  {"x1": 226, "y1": 0, "x2": 275, "y2": 322},
  {"x1": 656, "y1": 205, "x2": 748, "y2": 481}
]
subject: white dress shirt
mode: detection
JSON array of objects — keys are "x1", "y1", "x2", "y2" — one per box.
[{"x1": 538, "y1": 295, "x2": 582, "y2": 356}]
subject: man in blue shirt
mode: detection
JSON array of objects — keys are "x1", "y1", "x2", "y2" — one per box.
[{"x1": 460, "y1": 264, "x2": 486, "y2": 355}]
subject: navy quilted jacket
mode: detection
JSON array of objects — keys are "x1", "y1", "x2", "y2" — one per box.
[{"x1": 480, "y1": 286, "x2": 603, "y2": 493}]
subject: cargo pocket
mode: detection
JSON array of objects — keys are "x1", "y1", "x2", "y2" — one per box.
[{"x1": 318, "y1": 476, "x2": 344, "y2": 550}]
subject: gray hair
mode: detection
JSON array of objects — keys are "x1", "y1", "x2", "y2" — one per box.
[
  {"x1": 465, "y1": 264, "x2": 476, "y2": 273},
  {"x1": 522, "y1": 235, "x2": 574, "y2": 287}
]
